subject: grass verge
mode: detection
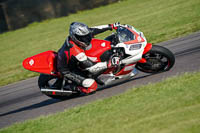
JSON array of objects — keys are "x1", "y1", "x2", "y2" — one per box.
[
  {"x1": 0, "y1": 0, "x2": 200, "y2": 86},
  {"x1": 1, "y1": 72, "x2": 200, "y2": 133}
]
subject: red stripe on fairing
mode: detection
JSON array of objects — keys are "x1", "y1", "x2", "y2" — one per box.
[
  {"x1": 138, "y1": 43, "x2": 152, "y2": 64},
  {"x1": 115, "y1": 64, "x2": 135, "y2": 76},
  {"x1": 143, "y1": 43, "x2": 152, "y2": 55},
  {"x1": 138, "y1": 58, "x2": 147, "y2": 63},
  {"x1": 115, "y1": 70, "x2": 132, "y2": 76},
  {"x1": 124, "y1": 28, "x2": 145, "y2": 44}
]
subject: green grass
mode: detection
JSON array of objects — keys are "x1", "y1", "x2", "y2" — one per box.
[
  {"x1": 0, "y1": 0, "x2": 200, "y2": 86},
  {"x1": 1, "y1": 72, "x2": 200, "y2": 133}
]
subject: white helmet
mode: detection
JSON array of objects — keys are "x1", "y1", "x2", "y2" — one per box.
[{"x1": 69, "y1": 22, "x2": 92, "y2": 49}]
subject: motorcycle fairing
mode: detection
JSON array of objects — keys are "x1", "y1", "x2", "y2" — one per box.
[
  {"x1": 85, "y1": 39, "x2": 111, "y2": 62},
  {"x1": 138, "y1": 43, "x2": 152, "y2": 63},
  {"x1": 115, "y1": 25, "x2": 149, "y2": 65},
  {"x1": 117, "y1": 25, "x2": 146, "y2": 44},
  {"x1": 124, "y1": 28, "x2": 145, "y2": 44},
  {"x1": 98, "y1": 64, "x2": 137, "y2": 85},
  {"x1": 22, "y1": 39, "x2": 111, "y2": 75},
  {"x1": 143, "y1": 43, "x2": 152, "y2": 55},
  {"x1": 115, "y1": 63, "x2": 136, "y2": 76},
  {"x1": 23, "y1": 50, "x2": 58, "y2": 76}
]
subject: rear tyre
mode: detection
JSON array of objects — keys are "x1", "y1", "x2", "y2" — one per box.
[
  {"x1": 38, "y1": 74, "x2": 80, "y2": 100},
  {"x1": 136, "y1": 45, "x2": 175, "y2": 73}
]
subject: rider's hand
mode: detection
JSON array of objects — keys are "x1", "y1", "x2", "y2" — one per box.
[
  {"x1": 110, "y1": 22, "x2": 120, "y2": 30},
  {"x1": 107, "y1": 55, "x2": 121, "y2": 68}
]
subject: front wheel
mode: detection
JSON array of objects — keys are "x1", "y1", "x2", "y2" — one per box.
[{"x1": 136, "y1": 45, "x2": 175, "y2": 73}]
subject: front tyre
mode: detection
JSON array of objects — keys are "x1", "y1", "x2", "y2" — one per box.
[{"x1": 136, "y1": 45, "x2": 175, "y2": 73}]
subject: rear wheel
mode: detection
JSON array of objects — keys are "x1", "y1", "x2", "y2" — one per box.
[
  {"x1": 136, "y1": 45, "x2": 175, "y2": 73},
  {"x1": 38, "y1": 74, "x2": 80, "y2": 100}
]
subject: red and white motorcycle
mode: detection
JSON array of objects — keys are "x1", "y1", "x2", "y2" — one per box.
[{"x1": 23, "y1": 24, "x2": 175, "y2": 99}]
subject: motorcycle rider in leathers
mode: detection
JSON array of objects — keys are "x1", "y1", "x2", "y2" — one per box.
[{"x1": 57, "y1": 22, "x2": 120, "y2": 94}]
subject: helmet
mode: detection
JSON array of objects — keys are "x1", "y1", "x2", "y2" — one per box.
[{"x1": 69, "y1": 22, "x2": 92, "y2": 49}]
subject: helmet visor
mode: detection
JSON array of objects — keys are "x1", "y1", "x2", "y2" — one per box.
[{"x1": 75, "y1": 33, "x2": 92, "y2": 46}]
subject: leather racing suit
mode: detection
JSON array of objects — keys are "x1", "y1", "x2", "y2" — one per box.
[{"x1": 57, "y1": 24, "x2": 114, "y2": 94}]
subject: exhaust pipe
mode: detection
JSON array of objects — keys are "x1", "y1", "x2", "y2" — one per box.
[{"x1": 41, "y1": 88, "x2": 73, "y2": 96}]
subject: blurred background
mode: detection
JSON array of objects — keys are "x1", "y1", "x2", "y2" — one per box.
[{"x1": 0, "y1": 0, "x2": 118, "y2": 33}]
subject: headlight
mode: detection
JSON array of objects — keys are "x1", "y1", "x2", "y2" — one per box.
[{"x1": 129, "y1": 44, "x2": 142, "y2": 50}]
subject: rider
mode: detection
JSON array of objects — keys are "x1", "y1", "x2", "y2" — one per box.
[{"x1": 57, "y1": 22, "x2": 120, "y2": 94}]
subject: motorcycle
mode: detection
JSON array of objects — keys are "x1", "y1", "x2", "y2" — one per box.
[{"x1": 23, "y1": 24, "x2": 175, "y2": 99}]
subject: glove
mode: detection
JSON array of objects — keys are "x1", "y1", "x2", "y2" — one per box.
[
  {"x1": 107, "y1": 55, "x2": 121, "y2": 68},
  {"x1": 110, "y1": 22, "x2": 120, "y2": 30}
]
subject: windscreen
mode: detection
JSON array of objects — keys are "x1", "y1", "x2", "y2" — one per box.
[{"x1": 117, "y1": 27, "x2": 135, "y2": 43}]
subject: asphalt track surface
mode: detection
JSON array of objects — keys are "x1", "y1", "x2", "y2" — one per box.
[{"x1": 0, "y1": 32, "x2": 200, "y2": 129}]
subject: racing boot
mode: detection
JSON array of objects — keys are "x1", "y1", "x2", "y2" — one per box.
[{"x1": 78, "y1": 78, "x2": 97, "y2": 94}]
